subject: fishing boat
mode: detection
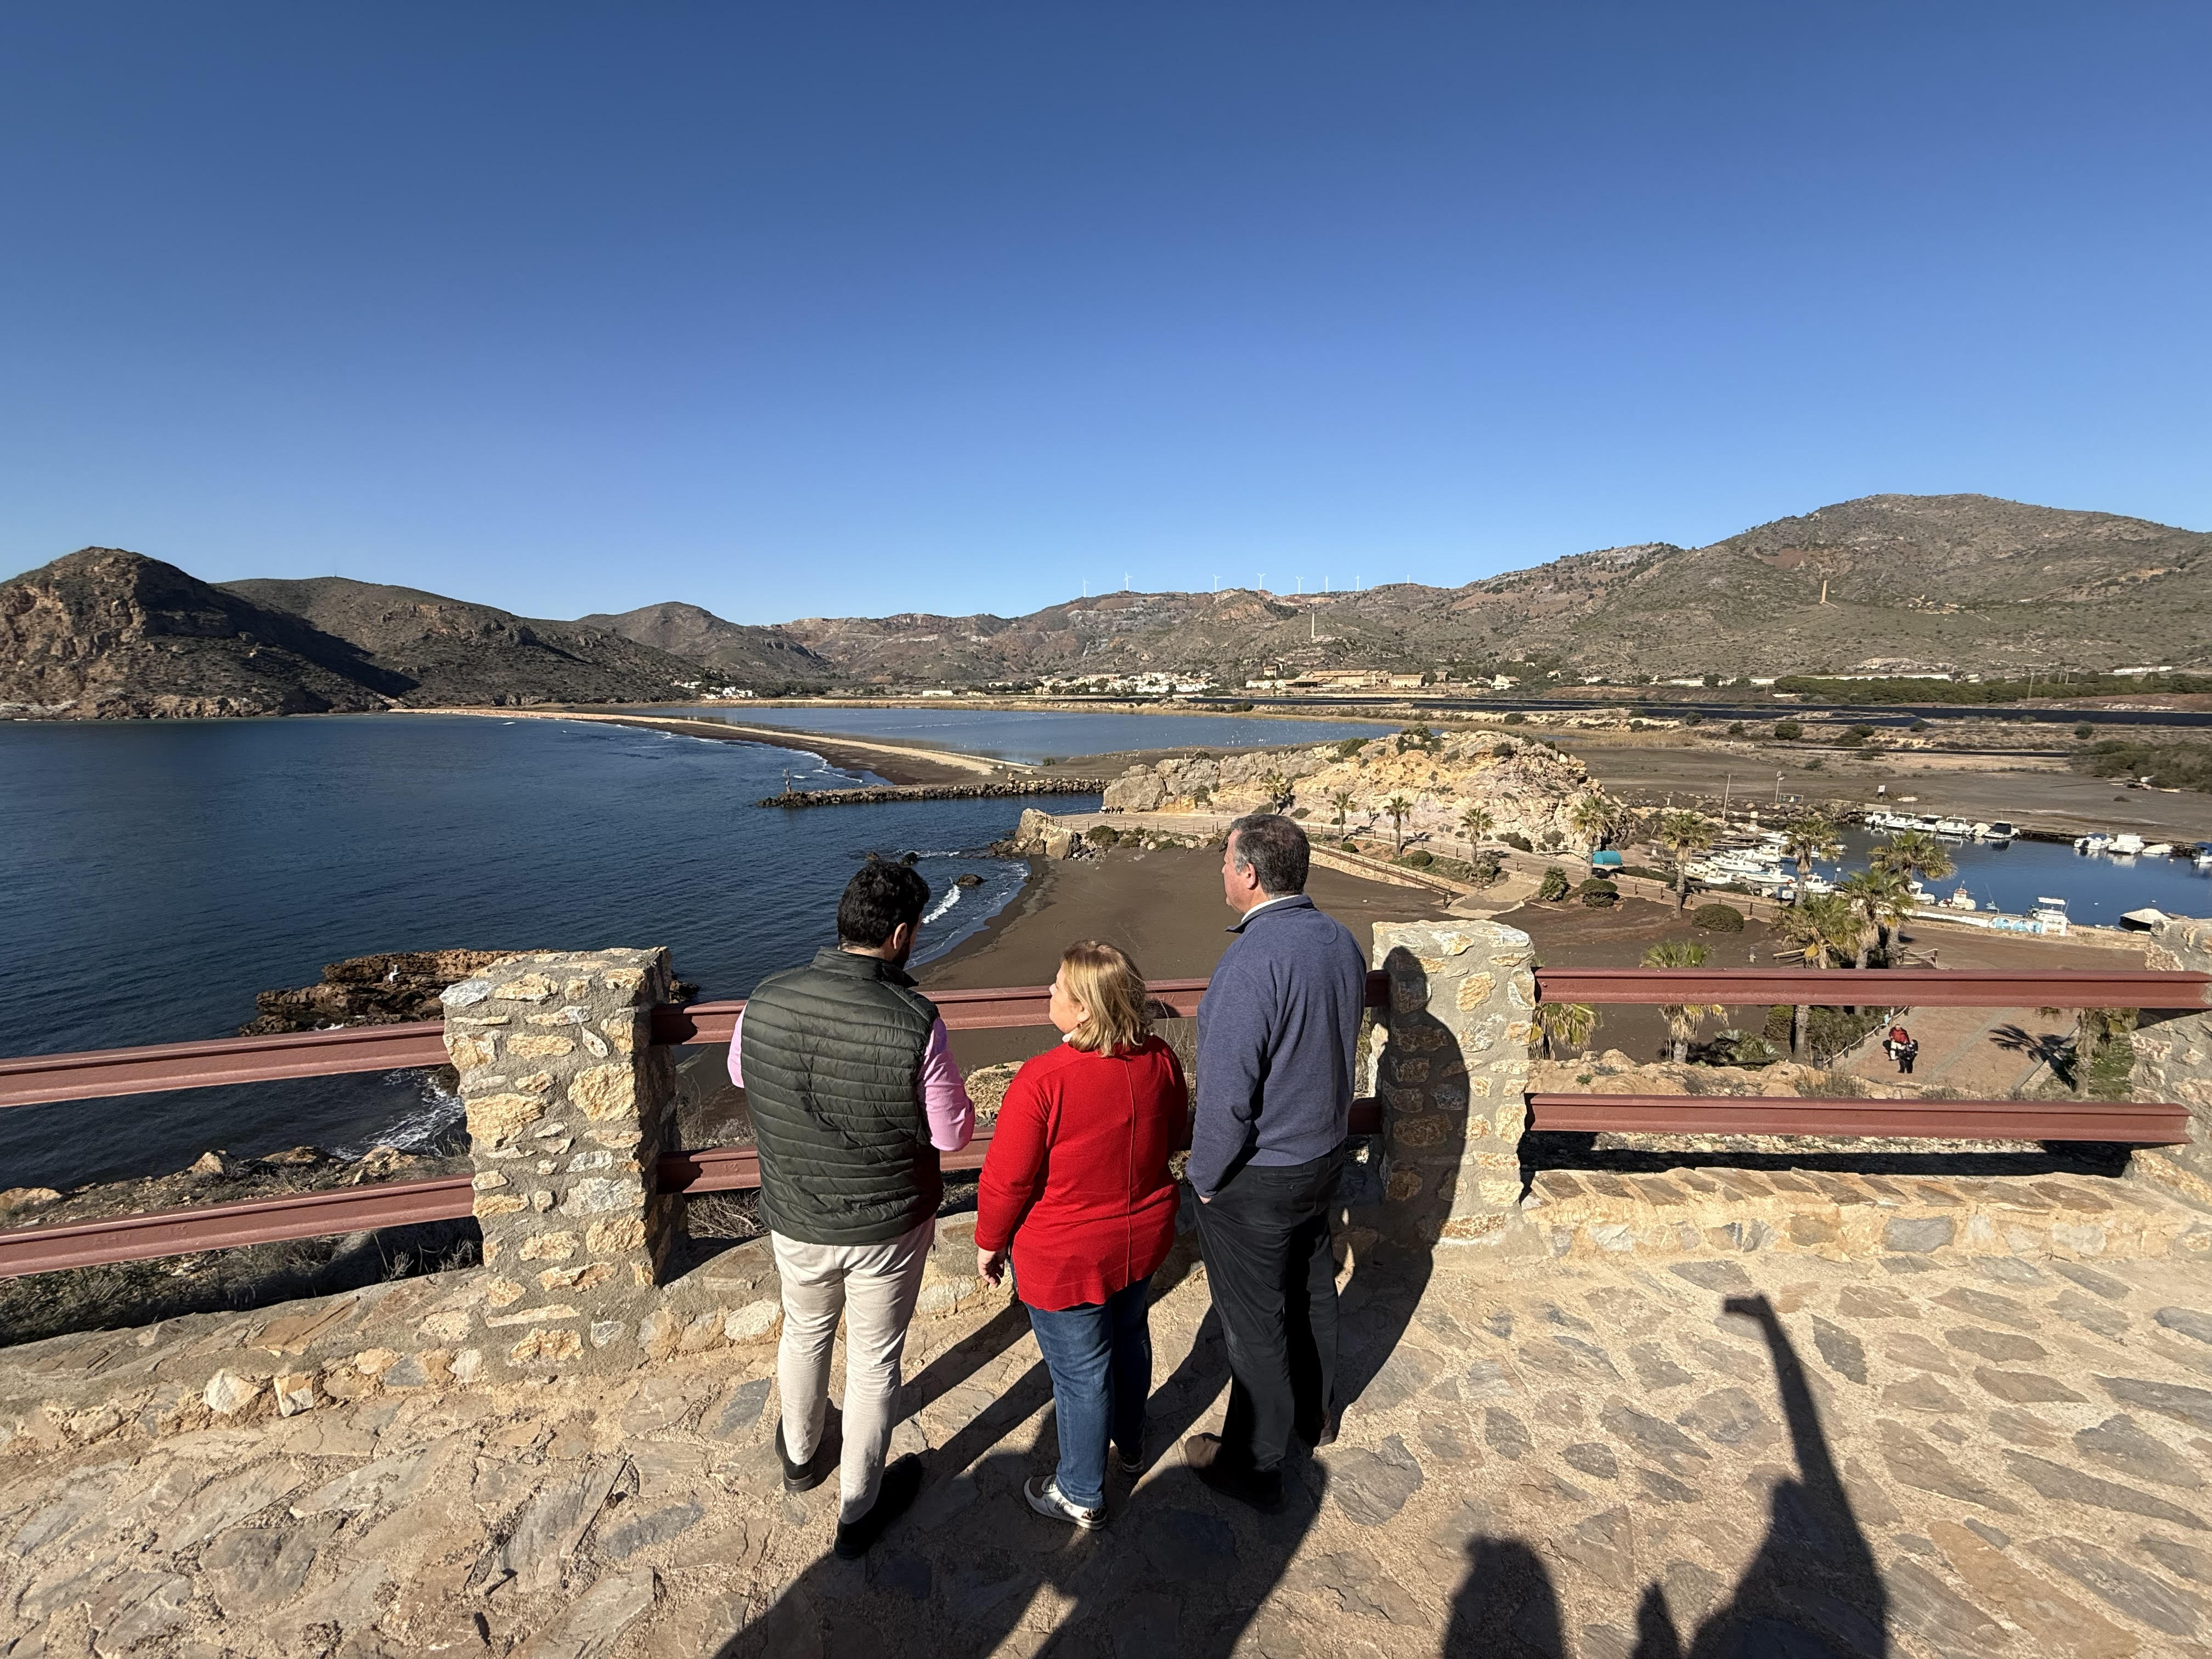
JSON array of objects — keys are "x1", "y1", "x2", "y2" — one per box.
[
  {"x1": 2032, "y1": 896, "x2": 2071, "y2": 934},
  {"x1": 2074, "y1": 832, "x2": 2112, "y2": 854},
  {"x1": 1941, "y1": 884, "x2": 1978, "y2": 911}
]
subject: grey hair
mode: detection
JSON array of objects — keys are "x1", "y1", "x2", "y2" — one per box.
[{"x1": 1227, "y1": 813, "x2": 1310, "y2": 895}]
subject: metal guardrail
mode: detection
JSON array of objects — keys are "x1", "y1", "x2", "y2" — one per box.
[{"x1": 1, "y1": 966, "x2": 2202, "y2": 1278}]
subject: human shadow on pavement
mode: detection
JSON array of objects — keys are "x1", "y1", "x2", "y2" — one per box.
[{"x1": 1440, "y1": 1291, "x2": 1889, "y2": 1657}]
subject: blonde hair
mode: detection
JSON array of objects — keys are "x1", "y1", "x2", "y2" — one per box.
[{"x1": 1059, "y1": 940, "x2": 1151, "y2": 1054}]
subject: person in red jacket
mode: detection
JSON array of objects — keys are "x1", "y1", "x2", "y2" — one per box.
[{"x1": 974, "y1": 939, "x2": 1189, "y2": 1530}]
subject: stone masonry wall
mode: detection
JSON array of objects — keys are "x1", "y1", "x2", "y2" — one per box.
[
  {"x1": 443, "y1": 948, "x2": 682, "y2": 1372},
  {"x1": 1363, "y1": 919, "x2": 1538, "y2": 1249},
  {"x1": 2131, "y1": 915, "x2": 2212, "y2": 1212}
]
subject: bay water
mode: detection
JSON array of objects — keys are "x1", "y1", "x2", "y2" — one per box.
[{"x1": 0, "y1": 715, "x2": 1088, "y2": 1190}]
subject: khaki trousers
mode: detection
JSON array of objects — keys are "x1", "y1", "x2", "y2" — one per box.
[{"x1": 771, "y1": 1216, "x2": 934, "y2": 1523}]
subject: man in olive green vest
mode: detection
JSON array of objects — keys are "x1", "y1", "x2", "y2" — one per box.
[{"x1": 729, "y1": 860, "x2": 974, "y2": 1558}]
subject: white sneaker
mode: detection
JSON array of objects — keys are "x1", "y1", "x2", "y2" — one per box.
[{"x1": 1025, "y1": 1475, "x2": 1107, "y2": 1530}]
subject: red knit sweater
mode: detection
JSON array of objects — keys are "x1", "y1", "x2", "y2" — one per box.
[{"x1": 974, "y1": 1036, "x2": 1188, "y2": 1312}]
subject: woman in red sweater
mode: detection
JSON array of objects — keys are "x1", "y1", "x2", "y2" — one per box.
[{"x1": 974, "y1": 939, "x2": 1188, "y2": 1529}]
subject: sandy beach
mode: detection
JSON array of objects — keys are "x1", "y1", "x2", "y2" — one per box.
[
  {"x1": 397, "y1": 706, "x2": 1019, "y2": 786},
  {"x1": 919, "y1": 843, "x2": 1451, "y2": 1070}
]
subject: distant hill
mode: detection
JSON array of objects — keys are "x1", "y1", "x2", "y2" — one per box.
[
  {"x1": 0, "y1": 549, "x2": 400, "y2": 718},
  {"x1": 765, "y1": 495, "x2": 2212, "y2": 685},
  {"x1": 7, "y1": 496, "x2": 2206, "y2": 718},
  {"x1": 221, "y1": 577, "x2": 712, "y2": 708},
  {"x1": 577, "y1": 600, "x2": 837, "y2": 685}
]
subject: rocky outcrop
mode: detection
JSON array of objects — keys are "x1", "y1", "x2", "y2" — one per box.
[
  {"x1": 239, "y1": 950, "x2": 531, "y2": 1035},
  {"x1": 1103, "y1": 730, "x2": 1603, "y2": 850},
  {"x1": 0, "y1": 549, "x2": 401, "y2": 719}
]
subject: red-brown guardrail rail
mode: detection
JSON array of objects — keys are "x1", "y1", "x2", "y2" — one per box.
[{"x1": 1, "y1": 965, "x2": 2200, "y2": 1278}]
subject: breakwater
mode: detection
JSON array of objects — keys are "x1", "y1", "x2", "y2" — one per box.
[{"x1": 759, "y1": 778, "x2": 1110, "y2": 808}]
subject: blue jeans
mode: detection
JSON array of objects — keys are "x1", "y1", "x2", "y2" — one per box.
[{"x1": 1023, "y1": 1274, "x2": 1154, "y2": 1509}]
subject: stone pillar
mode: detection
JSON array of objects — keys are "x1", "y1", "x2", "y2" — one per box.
[
  {"x1": 441, "y1": 948, "x2": 680, "y2": 1370},
  {"x1": 2131, "y1": 916, "x2": 2212, "y2": 1212},
  {"x1": 1365, "y1": 919, "x2": 1537, "y2": 1248}
]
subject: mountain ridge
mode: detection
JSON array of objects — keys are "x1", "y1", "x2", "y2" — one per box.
[{"x1": 6, "y1": 495, "x2": 2207, "y2": 717}]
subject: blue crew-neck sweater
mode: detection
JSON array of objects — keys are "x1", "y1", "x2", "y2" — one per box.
[{"x1": 1188, "y1": 894, "x2": 1368, "y2": 1198}]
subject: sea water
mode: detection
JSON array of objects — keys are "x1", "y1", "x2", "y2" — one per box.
[
  {"x1": 0, "y1": 715, "x2": 1093, "y2": 1189},
  {"x1": 667, "y1": 704, "x2": 1394, "y2": 763},
  {"x1": 1826, "y1": 830, "x2": 2212, "y2": 927}
]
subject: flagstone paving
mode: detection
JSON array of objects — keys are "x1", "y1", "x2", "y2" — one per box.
[{"x1": 6, "y1": 1228, "x2": 2212, "y2": 1657}]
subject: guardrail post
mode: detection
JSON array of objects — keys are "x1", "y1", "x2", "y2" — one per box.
[
  {"x1": 1366, "y1": 919, "x2": 1538, "y2": 1248},
  {"x1": 2134, "y1": 917, "x2": 2212, "y2": 1210},
  {"x1": 442, "y1": 947, "x2": 680, "y2": 1370}
]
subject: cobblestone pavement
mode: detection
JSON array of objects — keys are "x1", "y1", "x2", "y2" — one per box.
[{"x1": 6, "y1": 1228, "x2": 2212, "y2": 1658}]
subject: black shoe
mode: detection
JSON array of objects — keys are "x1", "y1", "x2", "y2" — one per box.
[
  {"x1": 833, "y1": 1455, "x2": 924, "y2": 1559},
  {"x1": 777, "y1": 1420, "x2": 830, "y2": 1494},
  {"x1": 1182, "y1": 1433, "x2": 1283, "y2": 1511},
  {"x1": 1115, "y1": 1440, "x2": 1145, "y2": 1477}
]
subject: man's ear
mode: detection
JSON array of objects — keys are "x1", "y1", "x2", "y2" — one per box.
[{"x1": 888, "y1": 920, "x2": 915, "y2": 956}]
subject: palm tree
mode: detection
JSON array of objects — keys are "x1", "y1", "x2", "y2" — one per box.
[
  {"x1": 1329, "y1": 789, "x2": 1356, "y2": 840},
  {"x1": 1836, "y1": 867, "x2": 1911, "y2": 970},
  {"x1": 1770, "y1": 892, "x2": 1857, "y2": 1056},
  {"x1": 1656, "y1": 811, "x2": 1717, "y2": 911},
  {"x1": 1383, "y1": 794, "x2": 1415, "y2": 856},
  {"x1": 1641, "y1": 940, "x2": 1726, "y2": 1063},
  {"x1": 1259, "y1": 770, "x2": 1293, "y2": 811},
  {"x1": 1457, "y1": 804, "x2": 1494, "y2": 853},
  {"x1": 1534, "y1": 1000, "x2": 1600, "y2": 1062},
  {"x1": 1779, "y1": 815, "x2": 1843, "y2": 904},
  {"x1": 1874, "y1": 829, "x2": 1954, "y2": 895},
  {"x1": 1568, "y1": 792, "x2": 1621, "y2": 854}
]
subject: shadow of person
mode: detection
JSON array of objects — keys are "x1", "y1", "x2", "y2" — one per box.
[
  {"x1": 1442, "y1": 1537, "x2": 1566, "y2": 1657},
  {"x1": 1330, "y1": 944, "x2": 1469, "y2": 1421},
  {"x1": 1635, "y1": 1293, "x2": 1889, "y2": 1658}
]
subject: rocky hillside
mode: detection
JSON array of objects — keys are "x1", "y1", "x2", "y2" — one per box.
[
  {"x1": 221, "y1": 577, "x2": 712, "y2": 707},
  {"x1": 0, "y1": 549, "x2": 402, "y2": 718},
  {"x1": 577, "y1": 600, "x2": 837, "y2": 685},
  {"x1": 1102, "y1": 729, "x2": 1602, "y2": 851},
  {"x1": 765, "y1": 495, "x2": 2212, "y2": 685}
]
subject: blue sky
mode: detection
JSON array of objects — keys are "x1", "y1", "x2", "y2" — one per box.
[{"x1": 3, "y1": 4, "x2": 2206, "y2": 623}]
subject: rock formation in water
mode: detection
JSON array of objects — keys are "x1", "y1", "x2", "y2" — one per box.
[{"x1": 239, "y1": 950, "x2": 531, "y2": 1034}]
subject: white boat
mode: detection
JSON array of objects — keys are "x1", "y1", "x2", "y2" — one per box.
[
  {"x1": 2196, "y1": 846, "x2": 2212, "y2": 869},
  {"x1": 2075, "y1": 833, "x2": 2111, "y2": 854},
  {"x1": 2032, "y1": 896, "x2": 2070, "y2": 935},
  {"x1": 1942, "y1": 884, "x2": 1977, "y2": 911},
  {"x1": 1982, "y1": 821, "x2": 2016, "y2": 843},
  {"x1": 1934, "y1": 817, "x2": 1973, "y2": 838},
  {"x1": 2143, "y1": 842, "x2": 2175, "y2": 858},
  {"x1": 2111, "y1": 833, "x2": 2147, "y2": 856},
  {"x1": 1800, "y1": 873, "x2": 1836, "y2": 896}
]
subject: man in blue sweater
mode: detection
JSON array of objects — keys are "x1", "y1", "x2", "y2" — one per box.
[{"x1": 1183, "y1": 812, "x2": 1368, "y2": 1508}]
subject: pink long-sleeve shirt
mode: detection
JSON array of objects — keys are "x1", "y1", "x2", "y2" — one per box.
[{"x1": 728, "y1": 1006, "x2": 975, "y2": 1152}]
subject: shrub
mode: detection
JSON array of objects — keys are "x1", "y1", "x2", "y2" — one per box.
[
  {"x1": 1841, "y1": 725, "x2": 1875, "y2": 746},
  {"x1": 1290, "y1": 806, "x2": 1310, "y2": 819},
  {"x1": 1039, "y1": 757, "x2": 1060, "y2": 767},
  {"x1": 1503, "y1": 712, "x2": 1527, "y2": 725},
  {"x1": 1537, "y1": 867, "x2": 1570, "y2": 902},
  {"x1": 1580, "y1": 885, "x2": 1619, "y2": 909},
  {"x1": 1692, "y1": 902, "x2": 1745, "y2": 932},
  {"x1": 1334, "y1": 737, "x2": 1367, "y2": 760},
  {"x1": 1086, "y1": 825, "x2": 1120, "y2": 848},
  {"x1": 1502, "y1": 831, "x2": 1533, "y2": 852},
  {"x1": 1773, "y1": 720, "x2": 1803, "y2": 741},
  {"x1": 1468, "y1": 850, "x2": 1504, "y2": 886},
  {"x1": 1803, "y1": 758, "x2": 1825, "y2": 771},
  {"x1": 2074, "y1": 723, "x2": 2095, "y2": 740},
  {"x1": 1400, "y1": 849, "x2": 1434, "y2": 868},
  {"x1": 1728, "y1": 720, "x2": 1746, "y2": 735},
  {"x1": 1683, "y1": 711, "x2": 1705, "y2": 726}
]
